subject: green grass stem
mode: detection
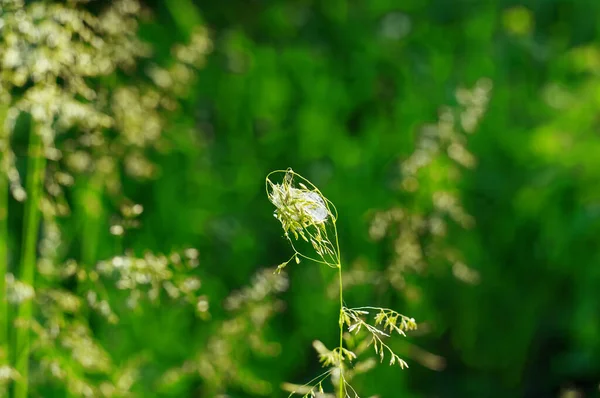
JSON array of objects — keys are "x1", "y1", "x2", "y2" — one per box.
[
  {"x1": 0, "y1": 106, "x2": 9, "y2": 370},
  {"x1": 14, "y1": 120, "x2": 46, "y2": 398}
]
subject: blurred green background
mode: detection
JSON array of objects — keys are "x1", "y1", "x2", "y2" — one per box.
[{"x1": 2, "y1": 0, "x2": 600, "y2": 397}]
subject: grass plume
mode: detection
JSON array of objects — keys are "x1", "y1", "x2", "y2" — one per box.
[{"x1": 267, "y1": 168, "x2": 417, "y2": 397}]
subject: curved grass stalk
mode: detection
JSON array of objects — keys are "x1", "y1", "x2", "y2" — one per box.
[
  {"x1": 340, "y1": 373, "x2": 360, "y2": 398},
  {"x1": 266, "y1": 169, "x2": 346, "y2": 396},
  {"x1": 14, "y1": 120, "x2": 46, "y2": 398},
  {"x1": 283, "y1": 368, "x2": 334, "y2": 398},
  {"x1": 266, "y1": 168, "x2": 415, "y2": 398}
]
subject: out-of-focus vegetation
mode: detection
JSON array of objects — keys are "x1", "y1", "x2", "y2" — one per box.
[{"x1": 1, "y1": 0, "x2": 600, "y2": 397}]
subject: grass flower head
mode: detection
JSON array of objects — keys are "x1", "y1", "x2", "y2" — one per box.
[{"x1": 266, "y1": 169, "x2": 339, "y2": 270}]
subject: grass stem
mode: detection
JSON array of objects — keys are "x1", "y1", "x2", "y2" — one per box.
[
  {"x1": 0, "y1": 106, "x2": 9, "y2": 372},
  {"x1": 14, "y1": 120, "x2": 46, "y2": 398},
  {"x1": 338, "y1": 263, "x2": 344, "y2": 398},
  {"x1": 335, "y1": 221, "x2": 344, "y2": 398}
]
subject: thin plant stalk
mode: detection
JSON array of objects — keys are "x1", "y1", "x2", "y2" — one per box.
[
  {"x1": 0, "y1": 106, "x2": 9, "y2": 367},
  {"x1": 0, "y1": 169, "x2": 7, "y2": 358},
  {"x1": 337, "y1": 265, "x2": 344, "y2": 398},
  {"x1": 268, "y1": 169, "x2": 416, "y2": 398},
  {"x1": 335, "y1": 224, "x2": 344, "y2": 398},
  {"x1": 14, "y1": 120, "x2": 46, "y2": 398}
]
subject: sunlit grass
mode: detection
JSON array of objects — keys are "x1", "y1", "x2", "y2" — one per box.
[{"x1": 268, "y1": 169, "x2": 416, "y2": 397}]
